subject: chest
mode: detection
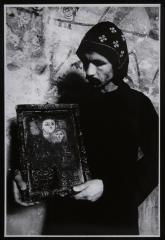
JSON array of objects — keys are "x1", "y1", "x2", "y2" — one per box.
[{"x1": 80, "y1": 97, "x2": 140, "y2": 146}]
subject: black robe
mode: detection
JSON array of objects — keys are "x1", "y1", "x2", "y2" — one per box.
[{"x1": 43, "y1": 82, "x2": 158, "y2": 235}]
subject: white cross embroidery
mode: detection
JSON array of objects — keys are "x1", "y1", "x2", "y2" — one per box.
[
  {"x1": 109, "y1": 27, "x2": 117, "y2": 33},
  {"x1": 113, "y1": 40, "x2": 119, "y2": 48},
  {"x1": 98, "y1": 35, "x2": 108, "y2": 42},
  {"x1": 120, "y1": 50, "x2": 125, "y2": 58},
  {"x1": 121, "y1": 34, "x2": 126, "y2": 41}
]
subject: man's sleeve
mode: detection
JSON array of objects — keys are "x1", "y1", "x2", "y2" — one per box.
[{"x1": 135, "y1": 95, "x2": 159, "y2": 206}]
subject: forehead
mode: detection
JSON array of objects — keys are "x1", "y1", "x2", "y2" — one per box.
[
  {"x1": 56, "y1": 130, "x2": 64, "y2": 133},
  {"x1": 81, "y1": 51, "x2": 110, "y2": 63},
  {"x1": 43, "y1": 119, "x2": 55, "y2": 124}
]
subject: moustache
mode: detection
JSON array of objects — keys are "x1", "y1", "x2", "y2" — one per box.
[
  {"x1": 86, "y1": 76, "x2": 111, "y2": 90},
  {"x1": 86, "y1": 76, "x2": 102, "y2": 88}
]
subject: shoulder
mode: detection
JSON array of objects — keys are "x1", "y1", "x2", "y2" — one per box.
[
  {"x1": 118, "y1": 83, "x2": 151, "y2": 104},
  {"x1": 125, "y1": 86, "x2": 158, "y2": 124},
  {"x1": 118, "y1": 83, "x2": 158, "y2": 117},
  {"x1": 120, "y1": 83, "x2": 153, "y2": 105}
]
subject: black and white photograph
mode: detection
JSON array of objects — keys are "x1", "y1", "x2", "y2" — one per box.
[{"x1": 4, "y1": 3, "x2": 160, "y2": 237}]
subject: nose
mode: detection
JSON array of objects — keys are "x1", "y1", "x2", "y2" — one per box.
[{"x1": 86, "y1": 63, "x2": 96, "y2": 77}]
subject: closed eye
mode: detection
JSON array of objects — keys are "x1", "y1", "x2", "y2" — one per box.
[
  {"x1": 82, "y1": 60, "x2": 105, "y2": 69},
  {"x1": 92, "y1": 60, "x2": 105, "y2": 66}
]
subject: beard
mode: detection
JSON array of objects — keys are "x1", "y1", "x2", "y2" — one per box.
[{"x1": 86, "y1": 76, "x2": 112, "y2": 91}]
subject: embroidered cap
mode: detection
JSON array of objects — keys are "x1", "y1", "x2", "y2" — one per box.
[{"x1": 76, "y1": 21, "x2": 129, "y2": 84}]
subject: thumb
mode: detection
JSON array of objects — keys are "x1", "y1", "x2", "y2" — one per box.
[
  {"x1": 73, "y1": 182, "x2": 88, "y2": 192},
  {"x1": 14, "y1": 171, "x2": 27, "y2": 190}
]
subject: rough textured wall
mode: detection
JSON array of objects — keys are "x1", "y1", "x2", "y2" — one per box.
[{"x1": 5, "y1": 6, "x2": 159, "y2": 236}]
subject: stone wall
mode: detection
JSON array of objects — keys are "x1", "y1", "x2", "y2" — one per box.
[{"x1": 5, "y1": 5, "x2": 159, "y2": 236}]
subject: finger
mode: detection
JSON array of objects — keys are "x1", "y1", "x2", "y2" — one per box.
[
  {"x1": 74, "y1": 194, "x2": 86, "y2": 200},
  {"x1": 74, "y1": 189, "x2": 102, "y2": 202},
  {"x1": 13, "y1": 181, "x2": 36, "y2": 206},
  {"x1": 73, "y1": 182, "x2": 88, "y2": 192},
  {"x1": 16, "y1": 199, "x2": 39, "y2": 206},
  {"x1": 14, "y1": 171, "x2": 27, "y2": 190},
  {"x1": 13, "y1": 181, "x2": 20, "y2": 202},
  {"x1": 16, "y1": 199, "x2": 35, "y2": 207},
  {"x1": 73, "y1": 189, "x2": 88, "y2": 200},
  {"x1": 13, "y1": 181, "x2": 29, "y2": 206}
]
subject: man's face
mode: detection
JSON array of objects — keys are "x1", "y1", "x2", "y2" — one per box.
[
  {"x1": 81, "y1": 51, "x2": 114, "y2": 89},
  {"x1": 42, "y1": 119, "x2": 55, "y2": 134}
]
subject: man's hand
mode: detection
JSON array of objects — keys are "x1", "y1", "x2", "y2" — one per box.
[
  {"x1": 13, "y1": 170, "x2": 39, "y2": 206},
  {"x1": 73, "y1": 179, "x2": 104, "y2": 202}
]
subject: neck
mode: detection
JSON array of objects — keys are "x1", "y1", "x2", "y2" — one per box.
[{"x1": 101, "y1": 81, "x2": 118, "y2": 93}]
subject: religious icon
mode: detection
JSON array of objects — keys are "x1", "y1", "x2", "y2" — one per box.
[{"x1": 16, "y1": 104, "x2": 91, "y2": 202}]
